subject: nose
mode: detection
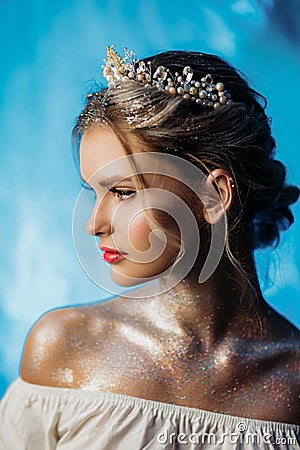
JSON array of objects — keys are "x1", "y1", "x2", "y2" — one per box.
[{"x1": 86, "y1": 197, "x2": 113, "y2": 236}]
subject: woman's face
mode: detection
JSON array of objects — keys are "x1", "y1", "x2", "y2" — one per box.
[{"x1": 80, "y1": 126, "x2": 181, "y2": 287}]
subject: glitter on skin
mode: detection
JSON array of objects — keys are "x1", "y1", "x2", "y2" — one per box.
[{"x1": 20, "y1": 127, "x2": 300, "y2": 425}]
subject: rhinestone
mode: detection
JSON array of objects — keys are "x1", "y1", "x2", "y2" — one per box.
[
  {"x1": 184, "y1": 83, "x2": 191, "y2": 92},
  {"x1": 153, "y1": 66, "x2": 168, "y2": 81},
  {"x1": 212, "y1": 94, "x2": 218, "y2": 101},
  {"x1": 183, "y1": 66, "x2": 193, "y2": 83},
  {"x1": 196, "y1": 98, "x2": 202, "y2": 105}
]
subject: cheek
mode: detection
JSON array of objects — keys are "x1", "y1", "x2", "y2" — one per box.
[{"x1": 128, "y1": 212, "x2": 152, "y2": 251}]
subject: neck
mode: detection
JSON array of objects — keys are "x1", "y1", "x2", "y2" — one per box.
[{"x1": 150, "y1": 244, "x2": 269, "y2": 349}]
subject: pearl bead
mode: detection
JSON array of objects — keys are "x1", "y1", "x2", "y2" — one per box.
[
  {"x1": 214, "y1": 102, "x2": 221, "y2": 110},
  {"x1": 137, "y1": 74, "x2": 143, "y2": 81},
  {"x1": 216, "y1": 82, "x2": 224, "y2": 91},
  {"x1": 106, "y1": 74, "x2": 113, "y2": 82},
  {"x1": 189, "y1": 87, "x2": 197, "y2": 95},
  {"x1": 220, "y1": 96, "x2": 227, "y2": 104},
  {"x1": 195, "y1": 81, "x2": 201, "y2": 88},
  {"x1": 169, "y1": 87, "x2": 176, "y2": 95},
  {"x1": 199, "y1": 90, "x2": 207, "y2": 99},
  {"x1": 177, "y1": 76, "x2": 183, "y2": 82},
  {"x1": 121, "y1": 76, "x2": 129, "y2": 81},
  {"x1": 177, "y1": 87, "x2": 184, "y2": 95},
  {"x1": 128, "y1": 71, "x2": 135, "y2": 79},
  {"x1": 183, "y1": 93, "x2": 190, "y2": 100}
]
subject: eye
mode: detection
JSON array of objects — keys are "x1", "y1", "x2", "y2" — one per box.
[{"x1": 110, "y1": 188, "x2": 136, "y2": 201}]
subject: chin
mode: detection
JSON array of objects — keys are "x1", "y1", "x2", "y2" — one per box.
[{"x1": 110, "y1": 266, "x2": 163, "y2": 287}]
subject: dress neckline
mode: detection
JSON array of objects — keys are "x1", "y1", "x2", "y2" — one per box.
[{"x1": 17, "y1": 377, "x2": 300, "y2": 431}]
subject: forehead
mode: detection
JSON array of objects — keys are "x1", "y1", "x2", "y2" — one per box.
[
  {"x1": 79, "y1": 126, "x2": 193, "y2": 190},
  {"x1": 80, "y1": 126, "x2": 129, "y2": 181}
]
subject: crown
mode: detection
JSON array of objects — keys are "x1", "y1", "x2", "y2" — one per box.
[{"x1": 101, "y1": 45, "x2": 233, "y2": 110}]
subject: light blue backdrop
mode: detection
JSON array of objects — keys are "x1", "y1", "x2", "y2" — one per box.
[{"x1": 1, "y1": 0, "x2": 299, "y2": 397}]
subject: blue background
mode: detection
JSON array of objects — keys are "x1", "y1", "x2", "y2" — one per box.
[{"x1": 1, "y1": 0, "x2": 299, "y2": 397}]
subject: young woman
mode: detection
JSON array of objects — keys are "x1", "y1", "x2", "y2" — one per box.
[{"x1": 1, "y1": 47, "x2": 300, "y2": 449}]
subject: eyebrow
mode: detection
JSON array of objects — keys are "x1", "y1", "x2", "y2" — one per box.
[{"x1": 98, "y1": 175, "x2": 135, "y2": 188}]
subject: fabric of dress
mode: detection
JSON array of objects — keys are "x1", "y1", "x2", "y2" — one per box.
[{"x1": 0, "y1": 378, "x2": 299, "y2": 449}]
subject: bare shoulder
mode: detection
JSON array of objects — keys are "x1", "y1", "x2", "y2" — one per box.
[{"x1": 20, "y1": 301, "x2": 117, "y2": 386}]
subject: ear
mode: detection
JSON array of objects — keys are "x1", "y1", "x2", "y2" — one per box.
[{"x1": 202, "y1": 169, "x2": 235, "y2": 224}]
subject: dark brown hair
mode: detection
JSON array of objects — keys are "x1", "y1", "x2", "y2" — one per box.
[{"x1": 73, "y1": 50, "x2": 299, "y2": 285}]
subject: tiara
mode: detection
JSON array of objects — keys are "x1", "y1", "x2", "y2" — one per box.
[{"x1": 101, "y1": 45, "x2": 232, "y2": 110}]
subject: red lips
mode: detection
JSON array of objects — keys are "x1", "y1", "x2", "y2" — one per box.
[{"x1": 100, "y1": 245, "x2": 126, "y2": 264}]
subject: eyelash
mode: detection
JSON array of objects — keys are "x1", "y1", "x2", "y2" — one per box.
[
  {"x1": 110, "y1": 188, "x2": 136, "y2": 201},
  {"x1": 81, "y1": 182, "x2": 136, "y2": 201}
]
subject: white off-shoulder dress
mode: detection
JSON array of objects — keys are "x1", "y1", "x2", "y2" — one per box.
[{"x1": 0, "y1": 378, "x2": 299, "y2": 449}]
